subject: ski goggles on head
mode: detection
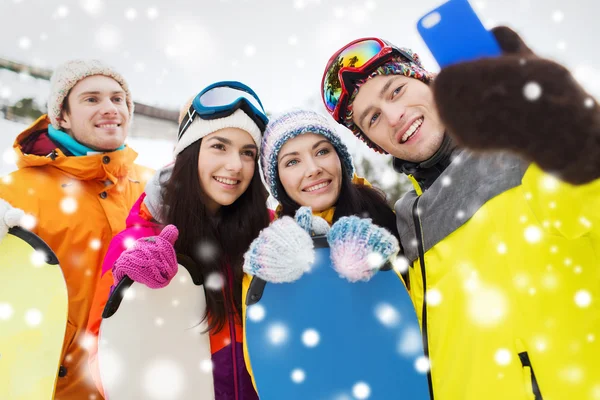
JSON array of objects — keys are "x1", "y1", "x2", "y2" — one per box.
[
  {"x1": 178, "y1": 81, "x2": 268, "y2": 140},
  {"x1": 321, "y1": 38, "x2": 417, "y2": 123}
]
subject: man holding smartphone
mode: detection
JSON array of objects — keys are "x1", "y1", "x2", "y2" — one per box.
[{"x1": 321, "y1": 26, "x2": 600, "y2": 400}]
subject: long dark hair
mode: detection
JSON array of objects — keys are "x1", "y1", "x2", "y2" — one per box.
[
  {"x1": 162, "y1": 139, "x2": 270, "y2": 332},
  {"x1": 276, "y1": 150, "x2": 400, "y2": 241}
]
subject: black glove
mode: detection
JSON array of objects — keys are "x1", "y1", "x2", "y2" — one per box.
[{"x1": 433, "y1": 26, "x2": 600, "y2": 185}]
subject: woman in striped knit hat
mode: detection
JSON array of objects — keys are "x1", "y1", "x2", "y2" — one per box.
[{"x1": 243, "y1": 108, "x2": 401, "y2": 283}]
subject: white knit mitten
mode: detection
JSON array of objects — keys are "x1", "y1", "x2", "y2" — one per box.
[
  {"x1": 294, "y1": 206, "x2": 330, "y2": 236},
  {"x1": 243, "y1": 216, "x2": 315, "y2": 283},
  {"x1": 0, "y1": 198, "x2": 25, "y2": 241},
  {"x1": 327, "y1": 216, "x2": 399, "y2": 283}
]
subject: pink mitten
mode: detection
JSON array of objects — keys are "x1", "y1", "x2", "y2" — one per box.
[{"x1": 113, "y1": 224, "x2": 179, "y2": 289}]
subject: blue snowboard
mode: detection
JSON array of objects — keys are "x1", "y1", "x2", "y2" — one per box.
[{"x1": 245, "y1": 236, "x2": 430, "y2": 400}]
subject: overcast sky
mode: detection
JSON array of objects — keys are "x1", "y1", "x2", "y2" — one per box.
[{"x1": 1, "y1": 0, "x2": 599, "y2": 115}]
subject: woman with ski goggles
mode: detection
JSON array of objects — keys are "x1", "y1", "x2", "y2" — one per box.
[{"x1": 87, "y1": 81, "x2": 272, "y2": 400}]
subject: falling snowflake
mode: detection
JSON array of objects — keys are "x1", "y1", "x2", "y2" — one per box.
[
  {"x1": 496, "y1": 242, "x2": 507, "y2": 254},
  {"x1": 205, "y1": 272, "x2": 225, "y2": 291},
  {"x1": 391, "y1": 256, "x2": 409, "y2": 274},
  {"x1": 267, "y1": 322, "x2": 289, "y2": 345},
  {"x1": 541, "y1": 273, "x2": 558, "y2": 290},
  {"x1": 441, "y1": 176, "x2": 452, "y2": 187},
  {"x1": 24, "y1": 308, "x2": 43, "y2": 326},
  {"x1": 196, "y1": 240, "x2": 219, "y2": 262},
  {"x1": 125, "y1": 8, "x2": 137, "y2": 20},
  {"x1": 574, "y1": 290, "x2": 592, "y2": 308},
  {"x1": 365, "y1": 0, "x2": 376, "y2": 11},
  {"x1": 123, "y1": 287, "x2": 136, "y2": 300},
  {"x1": 301, "y1": 329, "x2": 320, "y2": 347},
  {"x1": 534, "y1": 336, "x2": 548, "y2": 352},
  {"x1": 456, "y1": 210, "x2": 465, "y2": 219},
  {"x1": 18, "y1": 37, "x2": 31, "y2": 50},
  {"x1": 288, "y1": 35, "x2": 298, "y2": 45},
  {"x1": 30, "y1": 249, "x2": 47, "y2": 267},
  {"x1": 397, "y1": 327, "x2": 422, "y2": 356},
  {"x1": 147, "y1": 7, "x2": 159, "y2": 20},
  {"x1": 20, "y1": 214, "x2": 37, "y2": 230},
  {"x1": 89, "y1": 238, "x2": 102, "y2": 250},
  {"x1": 415, "y1": 356, "x2": 430, "y2": 373},
  {"x1": 587, "y1": 334, "x2": 595, "y2": 343},
  {"x1": 524, "y1": 226, "x2": 542, "y2": 243},
  {"x1": 53, "y1": 5, "x2": 70, "y2": 19},
  {"x1": 199, "y1": 358, "x2": 213, "y2": 373},
  {"x1": 123, "y1": 237, "x2": 136, "y2": 249},
  {"x1": 290, "y1": 368, "x2": 306, "y2": 383},
  {"x1": 552, "y1": 10, "x2": 564, "y2": 22},
  {"x1": 584, "y1": 98, "x2": 595, "y2": 108},
  {"x1": 367, "y1": 252, "x2": 384, "y2": 269},
  {"x1": 248, "y1": 304, "x2": 266, "y2": 322},
  {"x1": 155, "y1": 317, "x2": 164, "y2": 326},
  {"x1": 0, "y1": 303, "x2": 14, "y2": 320},
  {"x1": 374, "y1": 303, "x2": 401, "y2": 327},
  {"x1": 352, "y1": 382, "x2": 371, "y2": 399},
  {"x1": 557, "y1": 41, "x2": 567, "y2": 51},
  {"x1": 171, "y1": 299, "x2": 180, "y2": 307},
  {"x1": 244, "y1": 45, "x2": 256, "y2": 57},
  {"x1": 523, "y1": 82, "x2": 542, "y2": 101},
  {"x1": 95, "y1": 25, "x2": 121, "y2": 51},
  {"x1": 293, "y1": 0, "x2": 306, "y2": 9},
  {"x1": 426, "y1": 288, "x2": 442, "y2": 306},
  {"x1": 494, "y1": 348, "x2": 511, "y2": 366},
  {"x1": 0, "y1": 87, "x2": 12, "y2": 99},
  {"x1": 559, "y1": 365, "x2": 583, "y2": 384},
  {"x1": 463, "y1": 270, "x2": 480, "y2": 293},
  {"x1": 80, "y1": 0, "x2": 104, "y2": 16},
  {"x1": 79, "y1": 333, "x2": 96, "y2": 350},
  {"x1": 60, "y1": 196, "x2": 78, "y2": 214},
  {"x1": 541, "y1": 175, "x2": 559, "y2": 191},
  {"x1": 143, "y1": 359, "x2": 185, "y2": 399},
  {"x1": 592, "y1": 384, "x2": 600, "y2": 399},
  {"x1": 468, "y1": 285, "x2": 507, "y2": 327}
]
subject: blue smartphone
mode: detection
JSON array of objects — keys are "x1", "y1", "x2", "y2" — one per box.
[{"x1": 417, "y1": 0, "x2": 502, "y2": 68}]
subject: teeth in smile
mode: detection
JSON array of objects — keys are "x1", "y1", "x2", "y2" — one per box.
[
  {"x1": 305, "y1": 181, "x2": 329, "y2": 192},
  {"x1": 214, "y1": 177, "x2": 238, "y2": 185},
  {"x1": 401, "y1": 118, "x2": 423, "y2": 143},
  {"x1": 98, "y1": 124, "x2": 119, "y2": 128}
]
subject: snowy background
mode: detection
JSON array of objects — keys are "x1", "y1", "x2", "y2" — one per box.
[{"x1": 1, "y1": 0, "x2": 600, "y2": 176}]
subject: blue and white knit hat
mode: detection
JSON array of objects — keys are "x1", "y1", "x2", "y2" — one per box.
[{"x1": 261, "y1": 109, "x2": 355, "y2": 200}]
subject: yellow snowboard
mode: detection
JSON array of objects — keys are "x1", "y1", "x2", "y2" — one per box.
[{"x1": 0, "y1": 227, "x2": 68, "y2": 400}]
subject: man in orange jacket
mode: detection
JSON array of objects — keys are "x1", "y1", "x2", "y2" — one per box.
[{"x1": 0, "y1": 59, "x2": 153, "y2": 399}]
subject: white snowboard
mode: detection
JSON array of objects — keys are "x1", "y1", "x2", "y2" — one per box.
[{"x1": 98, "y1": 263, "x2": 215, "y2": 400}]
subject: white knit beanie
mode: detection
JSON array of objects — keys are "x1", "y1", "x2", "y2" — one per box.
[
  {"x1": 173, "y1": 97, "x2": 262, "y2": 157},
  {"x1": 47, "y1": 59, "x2": 133, "y2": 129}
]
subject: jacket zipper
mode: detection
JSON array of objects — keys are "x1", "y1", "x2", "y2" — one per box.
[
  {"x1": 226, "y1": 266, "x2": 240, "y2": 400},
  {"x1": 412, "y1": 197, "x2": 435, "y2": 400}
]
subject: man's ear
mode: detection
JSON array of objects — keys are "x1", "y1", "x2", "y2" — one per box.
[{"x1": 59, "y1": 112, "x2": 71, "y2": 130}]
